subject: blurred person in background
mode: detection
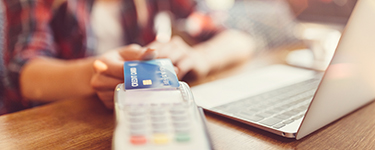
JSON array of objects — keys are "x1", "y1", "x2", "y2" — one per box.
[{"x1": 0, "y1": 0, "x2": 254, "y2": 114}]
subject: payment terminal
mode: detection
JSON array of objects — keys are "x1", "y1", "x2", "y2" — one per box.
[{"x1": 112, "y1": 59, "x2": 212, "y2": 150}]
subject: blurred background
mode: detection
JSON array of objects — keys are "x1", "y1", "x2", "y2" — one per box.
[
  {"x1": 192, "y1": 0, "x2": 357, "y2": 70},
  {"x1": 0, "y1": 0, "x2": 358, "y2": 115}
]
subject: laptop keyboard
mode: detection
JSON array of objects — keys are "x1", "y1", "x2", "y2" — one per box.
[{"x1": 212, "y1": 77, "x2": 322, "y2": 129}]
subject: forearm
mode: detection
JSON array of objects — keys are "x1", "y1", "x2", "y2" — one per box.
[
  {"x1": 193, "y1": 29, "x2": 255, "y2": 72},
  {"x1": 20, "y1": 57, "x2": 96, "y2": 102}
]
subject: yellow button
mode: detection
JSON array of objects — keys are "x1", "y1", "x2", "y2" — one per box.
[{"x1": 153, "y1": 134, "x2": 169, "y2": 144}]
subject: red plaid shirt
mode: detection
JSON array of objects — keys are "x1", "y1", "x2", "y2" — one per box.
[{"x1": 0, "y1": 0, "x2": 219, "y2": 114}]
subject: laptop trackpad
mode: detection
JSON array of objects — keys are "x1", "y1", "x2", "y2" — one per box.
[{"x1": 191, "y1": 65, "x2": 317, "y2": 109}]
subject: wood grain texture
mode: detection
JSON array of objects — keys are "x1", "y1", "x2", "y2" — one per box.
[
  {"x1": 1, "y1": 96, "x2": 375, "y2": 150},
  {"x1": 1, "y1": 51, "x2": 375, "y2": 149},
  {"x1": 0, "y1": 96, "x2": 114, "y2": 150}
]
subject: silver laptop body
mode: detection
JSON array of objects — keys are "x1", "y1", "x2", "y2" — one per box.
[{"x1": 192, "y1": 0, "x2": 375, "y2": 139}]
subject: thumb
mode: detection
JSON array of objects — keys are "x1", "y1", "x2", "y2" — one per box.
[{"x1": 140, "y1": 48, "x2": 157, "y2": 60}]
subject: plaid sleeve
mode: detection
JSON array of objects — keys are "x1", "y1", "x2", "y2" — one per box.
[
  {"x1": 2, "y1": 0, "x2": 57, "y2": 113},
  {"x1": 4, "y1": 0, "x2": 56, "y2": 74},
  {"x1": 0, "y1": 0, "x2": 6, "y2": 115},
  {"x1": 2, "y1": 0, "x2": 92, "y2": 114}
]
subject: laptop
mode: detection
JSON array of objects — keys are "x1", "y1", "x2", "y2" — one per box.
[{"x1": 191, "y1": 0, "x2": 375, "y2": 140}]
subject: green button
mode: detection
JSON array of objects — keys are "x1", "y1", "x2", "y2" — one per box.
[{"x1": 175, "y1": 133, "x2": 190, "y2": 142}]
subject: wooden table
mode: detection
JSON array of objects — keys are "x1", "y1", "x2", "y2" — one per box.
[{"x1": 1, "y1": 51, "x2": 375, "y2": 150}]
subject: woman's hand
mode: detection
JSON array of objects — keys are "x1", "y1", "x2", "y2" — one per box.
[
  {"x1": 148, "y1": 36, "x2": 210, "y2": 80},
  {"x1": 91, "y1": 44, "x2": 156, "y2": 109}
]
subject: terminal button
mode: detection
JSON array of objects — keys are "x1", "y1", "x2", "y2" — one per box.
[
  {"x1": 175, "y1": 133, "x2": 190, "y2": 142},
  {"x1": 130, "y1": 136, "x2": 147, "y2": 145},
  {"x1": 153, "y1": 134, "x2": 169, "y2": 144}
]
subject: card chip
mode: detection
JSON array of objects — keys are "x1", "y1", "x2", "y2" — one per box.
[{"x1": 143, "y1": 80, "x2": 152, "y2": 85}]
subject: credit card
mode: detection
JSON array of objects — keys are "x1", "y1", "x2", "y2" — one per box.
[{"x1": 124, "y1": 59, "x2": 179, "y2": 90}]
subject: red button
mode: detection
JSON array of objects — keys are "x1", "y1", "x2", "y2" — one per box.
[{"x1": 130, "y1": 136, "x2": 147, "y2": 145}]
